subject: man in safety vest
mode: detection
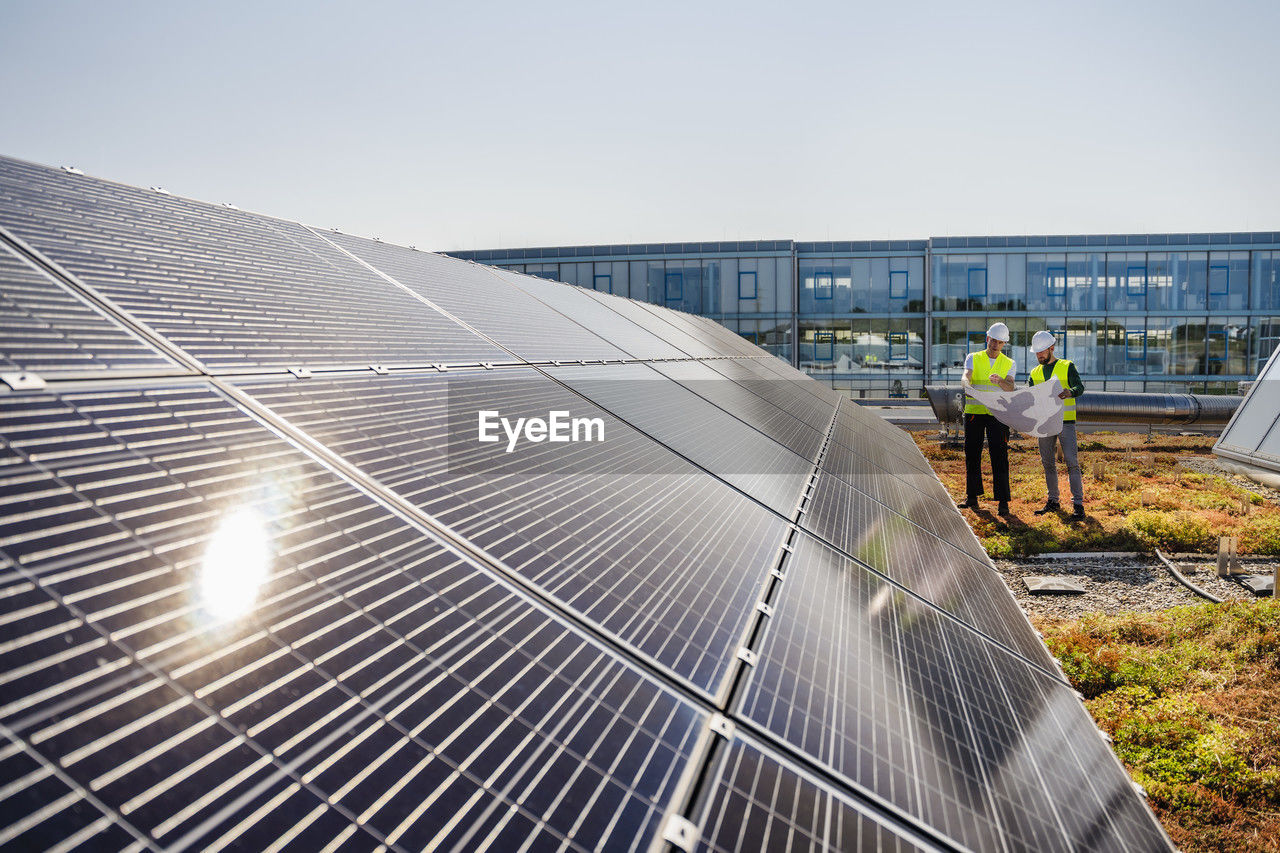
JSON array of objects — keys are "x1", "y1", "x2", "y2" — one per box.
[
  {"x1": 1028, "y1": 330, "x2": 1087, "y2": 519},
  {"x1": 958, "y1": 322, "x2": 1016, "y2": 515}
]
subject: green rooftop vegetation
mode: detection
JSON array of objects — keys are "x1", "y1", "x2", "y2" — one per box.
[{"x1": 1037, "y1": 601, "x2": 1280, "y2": 852}]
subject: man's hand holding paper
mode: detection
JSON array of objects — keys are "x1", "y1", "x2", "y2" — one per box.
[{"x1": 962, "y1": 377, "x2": 1065, "y2": 438}]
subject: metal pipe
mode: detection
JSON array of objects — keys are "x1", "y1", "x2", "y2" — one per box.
[
  {"x1": 924, "y1": 385, "x2": 1240, "y2": 426},
  {"x1": 1154, "y1": 549, "x2": 1223, "y2": 603}
]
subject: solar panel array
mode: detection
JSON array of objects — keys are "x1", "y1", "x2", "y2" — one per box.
[
  {"x1": 1215, "y1": 345, "x2": 1280, "y2": 476},
  {"x1": 0, "y1": 155, "x2": 1171, "y2": 851}
]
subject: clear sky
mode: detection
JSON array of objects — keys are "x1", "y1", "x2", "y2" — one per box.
[{"x1": 3, "y1": 0, "x2": 1277, "y2": 251}]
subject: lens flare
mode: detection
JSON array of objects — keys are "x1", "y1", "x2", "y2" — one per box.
[{"x1": 201, "y1": 506, "x2": 271, "y2": 620}]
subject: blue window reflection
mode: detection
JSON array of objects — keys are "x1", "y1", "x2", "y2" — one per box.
[
  {"x1": 665, "y1": 271, "x2": 683, "y2": 302},
  {"x1": 1209, "y1": 264, "x2": 1229, "y2": 297},
  {"x1": 1127, "y1": 265, "x2": 1146, "y2": 296},
  {"x1": 1047, "y1": 265, "x2": 1066, "y2": 309},
  {"x1": 815, "y1": 271, "x2": 833, "y2": 300},
  {"x1": 1126, "y1": 331, "x2": 1147, "y2": 362},
  {"x1": 739, "y1": 270, "x2": 757, "y2": 300},
  {"x1": 890, "y1": 270, "x2": 908, "y2": 300},
  {"x1": 968, "y1": 268, "x2": 987, "y2": 299}
]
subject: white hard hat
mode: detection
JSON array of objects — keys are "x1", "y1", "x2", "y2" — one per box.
[
  {"x1": 1031, "y1": 330, "x2": 1057, "y2": 354},
  {"x1": 986, "y1": 322, "x2": 1010, "y2": 342}
]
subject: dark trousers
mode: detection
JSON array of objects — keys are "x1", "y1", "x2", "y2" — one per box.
[{"x1": 964, "y1": 413, "x2": 1010, "y2": 501}]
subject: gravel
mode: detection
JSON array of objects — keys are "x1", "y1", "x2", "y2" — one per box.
[
  {"x1": 994, "y1": 554, "x2": 1275, "y2": 621},
  {"x1": 992, "y1": 454, "x2": 1279, "y2": 621}
]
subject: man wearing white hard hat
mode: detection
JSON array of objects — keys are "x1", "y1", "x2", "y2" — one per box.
[
  {"x1": 1028, "y1": 330, "x2": 1087, "y2": 519},
  {"x1": 958, "y1": 322, "x2": 1016, "y2": 515}
]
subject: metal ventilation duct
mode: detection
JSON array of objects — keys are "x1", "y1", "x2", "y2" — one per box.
[{"x1": 925, "y1": 384, "x2": 1240, "y2": 427}]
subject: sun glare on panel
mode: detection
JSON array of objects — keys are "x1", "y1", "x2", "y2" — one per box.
[{"x1": 201, "y1": 505, "x2": 271, "y2": 620}]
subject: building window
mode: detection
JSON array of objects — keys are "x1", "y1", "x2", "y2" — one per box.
[
  {"x1": 889, "y1": 331, "x2": 908, "y2": 360},
  {"x1": 1209, "y1": 264, "x2": 1230, "y2": 297},
  {"x1": 968, "y1": 268, "x2": 987, "y2": 299},
  {"x1": 890, "y1": 270, "x2": 908, "y2": 300},
  {"x1": 1126, "y1": 331, "x2": 1147, "y2": 362},
  {"x1": 1207, "y1": 328, "x2": 1228, "y2": 370},
  {"x1": 1127, "y1": 265, "x2": 1147, "y2": 296},
  {"x1": 815, "y1": 271, "x2": 833, "y2": 300},
  {"x1": 1048, "y1": 265, "x2": 1066, "y2": 306},
  {"x1": 665, "y1": 271, "x2": 683, "y2": 302},
  {"x1": 594, "y1": 274, "x2": 611, "y2": 292},
  {"x1": 815, "y1": 330, "x2": 834, "y2": 360},
  {"x1": 738, "y1": 270, "x2": 757, "y2": 300}
]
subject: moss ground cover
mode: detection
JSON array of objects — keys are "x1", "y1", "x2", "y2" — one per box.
[
  {"x1": 912, "y1": 431, "x2": 1280, "y2": 557},
  {"x1": 1035, "y1": 602, "x2": 1280, "y2": 852}
]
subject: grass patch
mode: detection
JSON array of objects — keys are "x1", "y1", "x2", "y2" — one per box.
[
  {"x1": 913, "y1": 431, "x2": 1280, "y2": 556},
  {"x1": 1037, "y1": 601, "x2": 1280, "y2": 851}
]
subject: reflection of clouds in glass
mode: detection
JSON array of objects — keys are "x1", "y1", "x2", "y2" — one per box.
[{"x1": 201, "y1": 506, "x2": 270, "y2": 620}]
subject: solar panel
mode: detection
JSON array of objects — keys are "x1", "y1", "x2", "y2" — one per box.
[
  {"x1": 737, "y1": 533, "x2": 1170, "y2": 852},
  {"x1": 322, "y1": 232, "x2": 631, "y2": 363},
  {"x1": 695, "y1": 357, "x2": 839, "y2": 435},
  {"x1": 832, "y1": 398, "x2": 931, "y2": 468},
  {"x1": 0, "y1": 383, "x2": 705, "y2": 850},
  {"x1": 819, "y1": 436, "x2": 991, "y2": 564},
  {"x1": 693, "y1": 736, "x2": 939, "y2": 853},
  {"x1": 680, "y1": 312, "x2": 780, "y2": 360},
  {"x1": 0, "y1": 157, "x2": 509, "y2": 371},
  {"x1": 231, "y1": 369, "x2": 789, "y2": 696},
  {"x1": 579, "y1": 289, "x2": 725, "y2": 358},
  {"x1": 800, "y1": 473, "x2": 1056, "y2": 669},
  {"x1": 0, "y1": 241, "x2": 179, "y2": 377},
  {"x1": 547, "y1": 363, "x2": 815, "y2": 516},
  {"x1": 0, "y1": 157, "x2": 1171, "y2": 851},
  {"x1": 1215, "y1": 345, "x2": 1280, "y2": 470},
  {"x1": 487, "y1": 267, "x2": 693, "y2": 360},
  {"x1": 648, "y1": 360, "x2": 829, "y2": 462},
  {"x1": 737, "y1": 349, "x2": 846, "y2": 408}
]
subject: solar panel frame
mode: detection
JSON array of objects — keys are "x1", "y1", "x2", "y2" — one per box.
[
  {"x1": 691, "y1": 735, "x2": 943, "y2": 853},
  {"x1": 0, "y1": 381, "x2": 710, "y2": 852},
  {"x1": 0, "y1": 157, "x2": 1173, "y2": 852},
  {"x1": 0, "y1": 158, "x2": 512, "y2": 372},
  {"x1": 646, "y1": 360, "x2": 830, "y2": 463},
  {"x1": 488, "y1": 267, "x2": 693, "y2": 360},
  {"x1": 0, "y1": 240, "x2": 182, "y2": 378},
  {"x1": 735, "y1": 532, "x2": 1171, "y2": 852},
  {"x1": 547, "y1": 362, "x2": 817, "y2": 517},
  {"x1": 799, "y1": 471, "x2": 1060, "y2": 670},
  {"x1": 320, "y1": 231, "x2": 632, "y2": 364},
  {"x1": 686, "y1": 357, "x2": 840, "y2": 436},
  {"x1": 1215, "y1": 344, "x2": 1280, "y2": 468},
  {"x1": 229, "y1": 368, "x2": 790, "y2": 698},
  {"x1": 577, "y1": 289, "x2": 725, "y2": 358}
]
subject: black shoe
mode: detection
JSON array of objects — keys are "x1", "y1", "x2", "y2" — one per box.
[
  {"x1": 957, "y1": 497, "x2": 980, "y2": 510},
  {"x1": 1033, "y1": 500, "x2": 1061, "y2": 516},
  {"x1": 1071, "y1": 506, "x2": 1086, "y2": 520},
  {"x1": 997, "y1": 501, "x2": 1010, "y2": 516}
]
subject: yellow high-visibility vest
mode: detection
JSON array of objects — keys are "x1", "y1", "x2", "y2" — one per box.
[
  {"x1": 964, "y1": 351, "x2": 1014, "y2": 415},
  {"x1": 1030, "y1": 358, "x2": 1077, "y2": 421}
]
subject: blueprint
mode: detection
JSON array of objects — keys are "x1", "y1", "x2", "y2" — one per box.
[{"x1": 964, "y1": 377, "x2": 1065, "y2": 437}]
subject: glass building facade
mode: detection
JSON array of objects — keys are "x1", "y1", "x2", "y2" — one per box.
[{"x1": 448, "y1": 232, "x2": 1280, "y2": 398}]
